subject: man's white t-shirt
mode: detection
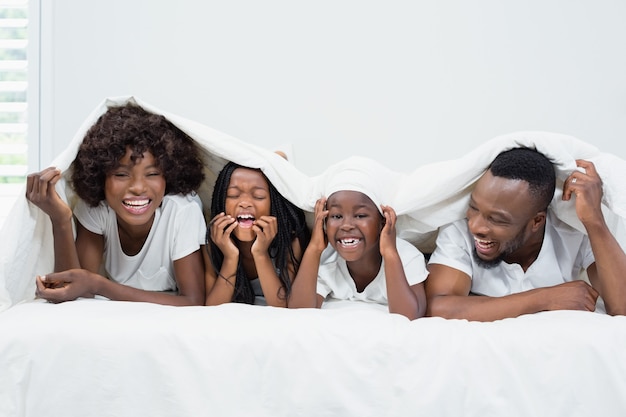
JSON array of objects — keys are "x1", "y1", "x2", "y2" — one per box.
[
  {"x1": 316, "y1": 237, "x2": 428, "y2": 305},
  {"x1": 428, "y1": 211, "x2": 595, "y2": 297},
  {"x1": 74, "y1": 194, "x2": 206, "y2": 292}
]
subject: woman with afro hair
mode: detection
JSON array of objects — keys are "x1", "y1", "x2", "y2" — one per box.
[
  {"x1": 204, "y1": 161, "x2": 310, "y2": 307},
  {"x1": 26, "y1": 103, "x2": 207, "y2": 305}
]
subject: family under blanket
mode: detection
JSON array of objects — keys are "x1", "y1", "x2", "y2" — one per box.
[{"x1": 25, "y1": 103, "x2": 626, "y2": 321}]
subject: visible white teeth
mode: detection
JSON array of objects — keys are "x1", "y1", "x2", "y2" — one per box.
[
  {"x1": 340, "y1": 239, "x2": 360, "y2": 246},
  {"x1": 124, "y1": 199, "x2": 149, "y2": 207},
  {"x1": 237, "y1": 214, "x2": 255, "y2": 220},
  {"x1": 474, "y1": 237, "x2": 494, "y2": 247}
]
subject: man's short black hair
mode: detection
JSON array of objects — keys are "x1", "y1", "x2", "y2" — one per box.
[{"x1": 489, "y1": 147, "x2": 556, "y2": 211}]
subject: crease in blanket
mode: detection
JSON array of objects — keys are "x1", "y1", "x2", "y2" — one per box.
[{"x1": 2, "y1": 95, "x2": 626, "y2": 311}]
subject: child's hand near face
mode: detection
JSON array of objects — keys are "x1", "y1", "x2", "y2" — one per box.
[
  {"x1": 251, "y1": 215, "x2": 278, "y2": 256},
  {"x1": 309, "y1": 197, "x2": 329, "y2": 253},
  {"x1": 379, "y1": 204, "x2": 398, "y2": 258},
  {"x1": 208, "y1": 212, "x2": 240, "y2": 259}
]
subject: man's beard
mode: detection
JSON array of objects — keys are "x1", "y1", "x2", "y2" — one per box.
[
  {"x1": 472, "y1": 247, "x2": 504, "y2": 269},
  {"x1": 471, "y1": 228, "x2": 527, "y2": 269}
]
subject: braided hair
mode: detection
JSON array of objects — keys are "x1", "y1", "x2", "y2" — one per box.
[{"x1": 207, "y1": 161, "x2": 310, "y2": 304}]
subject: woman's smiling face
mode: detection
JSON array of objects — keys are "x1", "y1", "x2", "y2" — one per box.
[{"x1": 105, "y1": 147, "x2": 165, "y2": 233}]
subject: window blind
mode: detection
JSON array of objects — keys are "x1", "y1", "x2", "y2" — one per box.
[{"x1": 0, "y1": 0, "x2": 28, "y2": 227}]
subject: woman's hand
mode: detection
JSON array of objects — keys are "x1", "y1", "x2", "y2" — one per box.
[
  {"x1": 26, "y1": 167, "x2": 72, "y2": 223},
  {"x1": 35, "y1": 269, "x2": 102, "y2": 303}
]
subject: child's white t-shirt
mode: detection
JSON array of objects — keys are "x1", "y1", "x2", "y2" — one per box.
[
  {"x1": 74, "y1": 194, "x2": 206, "y2": 292},
  {"x1": 316, "y1": 237, "x2": 428, "y2": 305}
]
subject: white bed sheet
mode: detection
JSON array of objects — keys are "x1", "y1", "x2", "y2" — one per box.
[{"x1": 1, "y1": 299, "x2": 625, "y2": 417}]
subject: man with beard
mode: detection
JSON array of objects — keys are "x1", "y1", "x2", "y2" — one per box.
[{"x1": 425, "y1": 147, "x2": 626, "y2": 321}]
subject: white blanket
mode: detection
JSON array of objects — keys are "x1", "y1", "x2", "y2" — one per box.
[{"x1": 3, "y1": 95, "x2": 626, "y2": 310}]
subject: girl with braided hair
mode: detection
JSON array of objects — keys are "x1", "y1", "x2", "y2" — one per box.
[
  {"x1": 26, "y1": 103, "x2": 206, "y2": 305},
  {"x1": 204, "y1": 161, "x2": 310, "y2": 306}
]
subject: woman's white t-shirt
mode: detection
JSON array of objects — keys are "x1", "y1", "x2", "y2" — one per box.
[{"x1": 74, "y1": 194, "x2": 206, "y2": 292}]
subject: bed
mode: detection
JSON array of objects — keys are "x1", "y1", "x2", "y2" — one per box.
[
  {"x1": 1, "y1": 299, "x2": 625, "y2": 416},
  {"x1": 1, "y1": 96, "x2": 626, "y2": 417}
]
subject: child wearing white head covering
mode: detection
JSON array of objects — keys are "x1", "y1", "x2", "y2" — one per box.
[
  {"x1": 289, "y1": 157, "x2": 428, "y2": 320},
  {"x1": 321, "y1": 156, "x2": 391, "y2": 214}
]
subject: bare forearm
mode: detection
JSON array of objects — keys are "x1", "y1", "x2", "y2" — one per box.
[
  {"x1": 205, "y1": 275, "x2": 236, "y2": 305},
  {"x1": 289, "y1": 249, "x2": 322, "y2": 308},
  {"x1": 384, "y1": 255, "x2": 421, "y2": 320},
  {"x1": 96, "y1": 276, "x2": 204, "y2": 306},
  {"x1": 254, "y1": 253, "x2": 287, "y2": 307},
  {"x1": 586, "y1": 221, "x2": 626, "y2": 315},
  {"x1": 427, "y1": 290, "x2": 547, "y2": 322},
  {"x1": 51, "y1": 218, "x2": 81, "y2": 272},
  {"x1": 205, "y1": 259, "x2": 238, "y2": 306}
]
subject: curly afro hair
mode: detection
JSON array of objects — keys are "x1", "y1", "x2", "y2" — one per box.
[
  {"x1": 489, "y1": 147, "x2": 556, "y2": 211},
  {"x1": 71, "y1": 104, "x2": 205, "y2": 207}
]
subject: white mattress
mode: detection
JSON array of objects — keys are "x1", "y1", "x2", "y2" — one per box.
[{"x1": 1, "y1": 299, "x2": 625, "y2": 417}]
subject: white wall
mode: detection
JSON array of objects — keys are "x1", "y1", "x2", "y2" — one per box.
[{"x1": 37, "y1": 0, "x2": 626, "y2": 176}]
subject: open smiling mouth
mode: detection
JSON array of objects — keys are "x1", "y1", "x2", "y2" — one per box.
[
  {"x1": 338, "y1": 238, "x2": 361, "y2": 247},
  {"x1": 122, "y1": 199, "x2": 151, "y2": 213},
  {"x1": 237, "y1": 214, "x2": 255, "y2": 228},
  {"x1": 474, "y1": 237, "x2": 496, "y2": 252},
  {"x1": 123, "y1": 199, "x2": 150, "y2": 208}
]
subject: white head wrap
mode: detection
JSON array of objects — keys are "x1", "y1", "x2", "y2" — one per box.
[{"x1": 318, "y1": 156, "x2": 400, "y2": 214}]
